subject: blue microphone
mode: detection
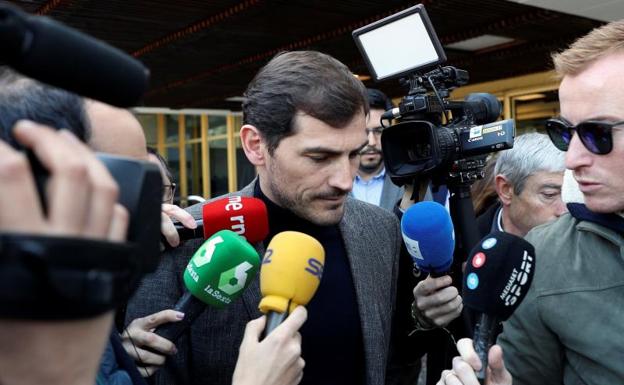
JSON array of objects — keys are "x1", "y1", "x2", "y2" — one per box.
[{"x1": 401, "y1": 201, "x2": 454, "y2": 276}]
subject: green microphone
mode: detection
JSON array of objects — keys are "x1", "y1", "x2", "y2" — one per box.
[{"x1": 155, "y1": 230, "x2": 260, "y2": 342}]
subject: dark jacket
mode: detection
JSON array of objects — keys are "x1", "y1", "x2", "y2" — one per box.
[
  {"x1": 499, "y1": 206, "x2": 624, "y2": 384},
  {"x1": 126, "y1": 181, "x2": 403, "y2": 385},
  {"x1": 96, "y1": 332, "x2": 146, "y2": 385}
]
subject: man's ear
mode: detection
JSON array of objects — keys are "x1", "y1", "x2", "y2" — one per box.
[
  {"x1": 495, "y1": 174, "x2": 514, "y2": 206},
  {"x1": 240, "y1": 124, "x2": 266, "y2": 166}
]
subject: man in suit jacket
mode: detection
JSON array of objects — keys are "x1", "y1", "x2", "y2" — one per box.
[
  {"x1": 476, "y1": 133, "x2": 567, "y2": 238},
  {"x1": 352, "y1": 88, "x2": 405, "y2": 211},
  {"x1": 125, "y1": 51, "x2": 404, "y2": 385}
]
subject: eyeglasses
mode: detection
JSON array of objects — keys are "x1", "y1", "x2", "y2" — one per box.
[
  {"x1": 163, "y1": 183, "x2": 176, "y2": 203},
  {"x1": 545, "y1": 118, "x2": 624, "y2": 155},
  {"x1": 366, "y1": 127, "x2": 383, "y2": 136}
]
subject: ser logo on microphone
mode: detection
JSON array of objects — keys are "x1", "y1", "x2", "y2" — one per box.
[{"x1": 305, "y1": 258, "x2": 324, "y2": 280}]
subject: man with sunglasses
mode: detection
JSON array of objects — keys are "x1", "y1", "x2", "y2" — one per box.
[{"x1": 437, "y1": 19, "x2": 624, "y2": 385}]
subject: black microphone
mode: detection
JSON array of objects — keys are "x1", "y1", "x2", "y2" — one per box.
[
  {"x1": 462, "y1": 232, "x2": 535, "y2": 383},
  {"x1": 0, "y1": 3, "x2": 149, "y2": 107}
]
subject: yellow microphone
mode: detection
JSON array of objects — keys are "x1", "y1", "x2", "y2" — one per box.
[{"x1": 259, "y1": 231, "x2": 325, "y2": 338}]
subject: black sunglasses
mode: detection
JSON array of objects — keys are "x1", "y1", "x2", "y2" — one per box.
[{"x1": 545, "y1": 118, "x2": 624, "y2": 155}]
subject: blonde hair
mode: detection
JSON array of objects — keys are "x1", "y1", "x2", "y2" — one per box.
[{"x1": 552, "y1": 19, "x2": 624, "y2": 77}]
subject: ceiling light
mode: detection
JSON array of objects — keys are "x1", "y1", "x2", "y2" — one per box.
[{"x1": 445, "y1": 34, "x2": 515, "y2": 51}]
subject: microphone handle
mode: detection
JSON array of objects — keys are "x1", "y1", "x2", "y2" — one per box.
[
  {"x1": 154, "y1": 291, "x2": 206, "y2": 342},
  {"x1": 473, "y1": 313, "x2": 498, "y2": 384},
  {"x1": 429, "y1": 269, "x2": 450, "y2": 278},
  {"x1": 261, "y1": 311, "x2": 288, "y2": 340},
  {"x1": 176, "y1": 220, "x2": 204, "y2": 241},
  {"x1": 161, "y1": 221, "x2": 204, "y2": 249}
]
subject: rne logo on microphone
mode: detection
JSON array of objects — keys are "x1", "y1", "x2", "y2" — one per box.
[
  {"x1": 225, "y1": 195, "x2": 243, "y2": 211},
  {"x1": 230, "y1": 215, "x2": 246, "y2": 236}
]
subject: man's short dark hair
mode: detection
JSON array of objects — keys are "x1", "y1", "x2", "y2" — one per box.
[
  {"x1": 242, "y1": 51, "x2": 369, "y2": 154},
  {"x1": 0, "y1": 67, "x2": 89, "y2": 147},
  {"x1": 366, "y1": 88, "x2": 393, "y2": 111}
]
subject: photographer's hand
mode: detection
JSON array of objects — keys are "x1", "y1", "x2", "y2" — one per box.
[{"x1": 0, "y1": 120, "x2": 128, "y2": 241}]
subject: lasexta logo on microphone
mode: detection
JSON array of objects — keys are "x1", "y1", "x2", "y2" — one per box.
[
  {"x1": 184, "y1": 230, "x2": 260, "y2": 308},
  {"x1": 218, "y1": 262, "x2": 254, "y2": 295}
]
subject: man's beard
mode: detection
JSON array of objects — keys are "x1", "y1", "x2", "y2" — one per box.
[
  {"x1": 266, "y1": 162, "x2": 346, "y2": 225},
  {"x1": 359, "y1": 147, "x2": 383, "y2": 173}
]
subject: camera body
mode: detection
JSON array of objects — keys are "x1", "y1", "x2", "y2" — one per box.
[{"x1": 353, "y1": 4, "x2": 514, "y2": 186}]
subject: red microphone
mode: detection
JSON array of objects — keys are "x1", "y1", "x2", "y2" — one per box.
[{"x1": 175, "y1": 196, "x2": 269, "y2": 243}]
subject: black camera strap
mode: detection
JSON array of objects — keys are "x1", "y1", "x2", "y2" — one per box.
[{"x1": 0, "y1": 233, "x2": 145, "y2": 319}]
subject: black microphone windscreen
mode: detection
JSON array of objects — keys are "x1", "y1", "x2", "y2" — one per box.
[
  {"x1": 463, "y1": 231, "x2": 535, "y2": 321},
  {"x1": 0, "y1": 4, "x2": 149, "y2": 107}
]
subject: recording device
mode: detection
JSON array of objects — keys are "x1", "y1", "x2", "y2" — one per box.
[
  {"x1": 0, "y1": 2, "x2": 149, "y2": 107},
  {"x1": 401, "y1": 201, "x2": 454, "y2": 276},
  {"x1": 259, "y1": 231, "x2": 325, "y2": 338},
  {"x1": 0, "y1": 153, "x2": 162, "y2": 320},
  {"x1": 155, "y1": 230, "x2": 260, "y2": 342},
  {"x1": 462, "y1": 232, "x2": 535, "y2": 383},
  {"x1": 174, "y1": 196, "x2": 269, "y2": 243},
  {"x1": 352, "y1": 4, "x2": 514, "y2": 187},
  {"x1": 0, "y1": 5, "x2": 158, "y2": 319}
]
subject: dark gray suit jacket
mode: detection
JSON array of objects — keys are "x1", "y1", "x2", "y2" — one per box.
[{"x1": 126, "y1": 182, "x2": 402, "y2": 385}]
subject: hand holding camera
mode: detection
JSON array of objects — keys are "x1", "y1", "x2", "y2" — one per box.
[{"x1": 0, "y1": 120, "x2": 128, "y2": 241}]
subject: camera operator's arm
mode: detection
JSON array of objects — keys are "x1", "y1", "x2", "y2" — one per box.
[
  {"x1": 437, "y1": 338, "x2": 512, "y2": 385},
  {"x1": 0, "y1": 121, "x2": 128, "y2": 385},
  {"x1": 161, "y1": 203, "x2": 196, "y2": 248},
  {"x1": 232, "y1": 306, "x2": 307, "y2": 385}
]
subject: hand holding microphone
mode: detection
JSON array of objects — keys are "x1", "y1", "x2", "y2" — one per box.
[
  {"x1": 258, "y1": 231, "x2": 325, "y2": 338},
  {"x1": 160, "y1": 203, "x2": 197, "y2": 248},
  {"x1": 156, "y1": 230, "x2": 260, "y2": 341},
  {"x1": 402, "y1": 202, "x2": 462, "y2": 328},
  {"x1": 162, "y1": 196, "x2": 268, "y2": 248},
  {"x1": 123, "y1": 230, "x2": 260, "y2": 375},
  {"x1": 233, "y1": 306, "x2": 307, "y2": 385},
  {"x1": 462, "y1": 231, "x2": 534, "y2": 383},
  {"x1": 437, "y1": 338, "x2": 511, "y2": 385}
]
